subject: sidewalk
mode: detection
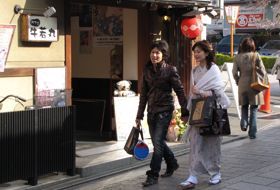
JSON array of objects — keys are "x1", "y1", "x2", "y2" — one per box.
[{"x1": 79, "y1": 120, "x2": 280, "y2": 190}]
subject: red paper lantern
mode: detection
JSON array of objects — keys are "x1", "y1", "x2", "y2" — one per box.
[{"x1": 181, "y1": 17, "x2": 203, "y2": 39}]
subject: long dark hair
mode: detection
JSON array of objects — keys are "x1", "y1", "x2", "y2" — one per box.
[
  {"x1": 150, "y1": 39, "x2": 170, "y2": 62},
  {"x1": 238, "y1": 37, "x2": 256, "y2": 53},
  {"x1": 192, "y1": 40, "x2": 215, "y2": 70}
]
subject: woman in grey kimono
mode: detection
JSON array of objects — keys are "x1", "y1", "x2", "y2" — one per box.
[
  {"x1": 179, "y1": 40, "x2": 231, "y2": 189},
  {"x1": 232, "y1": 37, "x2": 265, "y2": 139}
]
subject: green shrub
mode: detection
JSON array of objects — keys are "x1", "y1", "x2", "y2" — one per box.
[
  {"x1": 215, "y1": 54, "x2": 277, "y2": 69},
  {"x1": 215, "y1": 54, "x2": 233, "y2": 66}
]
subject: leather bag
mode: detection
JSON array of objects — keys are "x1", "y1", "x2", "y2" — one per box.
[
  {"x1": 124, "y1": 126, "x2": 143, "y2": 155},
  {"x1": 199, "y1": 105, "x2": 231, "y2": 136},
  {"x1": 250, "y1": 53, "x2": 269, "y2": 92}
]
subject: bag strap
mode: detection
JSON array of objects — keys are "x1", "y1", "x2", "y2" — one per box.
[
  {"x1": 251, "y1": 52, "x2": 257, "y2": 82},
  {"x1": 137, "y1": 124, "x2": 144, "y2": 140}
]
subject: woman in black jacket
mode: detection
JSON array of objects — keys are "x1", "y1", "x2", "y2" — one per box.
[{"x1": 136, "y1": 39, "x2": 189, "y2": 187}]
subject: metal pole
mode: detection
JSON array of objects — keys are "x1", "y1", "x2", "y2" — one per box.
[{"x1": 230, "y1": 23, "x2": 234, "y2": 57}]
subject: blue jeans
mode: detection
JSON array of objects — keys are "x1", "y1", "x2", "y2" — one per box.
[
  {"x1": 147, "y1": 111, "x2": 176, "y2": 176},
  {"x1": 241, "y1": 104, "x2": 258, "y2": 137}
]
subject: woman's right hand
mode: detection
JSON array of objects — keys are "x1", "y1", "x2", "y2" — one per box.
[{"x1": 192, "y1": 86, "x2": 200, "y2": 95}]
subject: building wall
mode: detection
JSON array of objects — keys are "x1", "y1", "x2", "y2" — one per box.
[
  {"x1": 1, "y1": 0, "x2": 65, "y2": 68},
  {"x1": 71, "y1": 8, "x2": 138, "y2": 80},
  {"x1": 0, "y1": 0, "x2": 65, "y2": 112}
]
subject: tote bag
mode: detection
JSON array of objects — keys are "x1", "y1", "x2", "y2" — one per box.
[
  {"x1": 189, "y1": 96, "x2": 216, "y2": 127},
  {"x1": 124, "y1": 126, "x2": 143, "y2": 155}
]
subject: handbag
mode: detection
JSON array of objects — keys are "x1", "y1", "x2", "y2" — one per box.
[
  {"x1": 250, "y1": 53, "x2": 269, "y2": 92},
  {"x1": 124, "y1": 125, "x2": 144, "y2": 155},
  {"x1": 189, "y1": 96, "x2": 216, "y2": 127},
  {"x1": 199, "y1": 104, "x2": 231, "y2": 136}
]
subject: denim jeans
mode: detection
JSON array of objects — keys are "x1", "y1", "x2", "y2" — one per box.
[
  {"x1": 241, "y1": 104, "x2": 258, "y2": 137},
  {"x1": 147, "y1": 111, "x2": 175, "y2": 176}
]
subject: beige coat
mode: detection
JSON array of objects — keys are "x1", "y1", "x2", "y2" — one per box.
[
  {"x1": 272, "y1": 57, "x2": 280, "y2": 80},
  {"x1": 232, "y1": 52, "x2": 265, "y2": 105}
]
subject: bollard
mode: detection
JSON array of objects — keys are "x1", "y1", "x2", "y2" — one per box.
[{"x1": 259, "y1": 84, "x2": 271, "y2": 113}]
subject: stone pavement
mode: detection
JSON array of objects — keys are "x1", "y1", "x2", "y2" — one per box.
[{"x1": 70, "y1": 120, "x2": 280, "y2": 190}]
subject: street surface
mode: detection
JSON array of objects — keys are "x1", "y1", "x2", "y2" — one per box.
[{"x1": 68, "y1": 122, "x2": 280, "y2": 190}]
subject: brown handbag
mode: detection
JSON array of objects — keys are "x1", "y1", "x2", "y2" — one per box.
[{"x1": 250, "y1": 53, "x2": 269, "y2": 92}]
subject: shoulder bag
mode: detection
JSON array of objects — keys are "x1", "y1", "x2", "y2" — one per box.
[{"x1": 250, "y1": 53, "x2": 269, "y2": 92}]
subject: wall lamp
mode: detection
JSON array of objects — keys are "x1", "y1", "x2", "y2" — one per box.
[{"x1": 14, "y1": 4, "x2": 56, "y2": 17}]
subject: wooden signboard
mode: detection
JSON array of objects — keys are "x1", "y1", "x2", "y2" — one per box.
[{"x1": 20, "y1": 14, "x2": 58, "y2": 42}]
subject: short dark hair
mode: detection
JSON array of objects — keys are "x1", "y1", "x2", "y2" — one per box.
[
  {"x1": 150, "y1": 40, "x2": 170, "y2": 62},
  {"x1": 239, "y1": 37, "x2": 256, "y2": 53},
  {"x1": 192, "y1": 40, "x2": 215, "y2": 70}
]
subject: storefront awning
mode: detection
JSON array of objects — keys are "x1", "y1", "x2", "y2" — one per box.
[
  {"x1": 125, "y1": 0, "x2": 211, "y2": 7},
  {"x1": 83, "y1": 0, "x2": 212, "y2": 8}
]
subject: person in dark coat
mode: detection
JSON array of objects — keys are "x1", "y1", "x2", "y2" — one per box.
[
  {"x1": 232, "y1": 37, "x2": 266, "y2": 139},
  {"x1": 135, "y1": 39, "x2": 189, "y2": 187}
]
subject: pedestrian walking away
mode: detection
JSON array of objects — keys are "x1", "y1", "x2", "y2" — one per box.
[
  {"x1": 135, "y1": 39, "x2": 189, "y2": 187},
  {"x1": 179, "y1": 40, "x2": 231, "y2": 189},
  {"x1": 271, "y1": 56, "x2": 280, "y2": 87},
  {"x1": 232, "y1": 37, "x2": 266, "y2": 139}
]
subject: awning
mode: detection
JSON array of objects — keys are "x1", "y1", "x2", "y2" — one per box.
[
  {"x1": 125, "y1": 0, "x2": 211, "y2": 7},
  {"x1": 84, "y1": 0, "x2": 212, "y2": 8}
]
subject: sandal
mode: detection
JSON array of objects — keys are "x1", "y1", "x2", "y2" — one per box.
[
  {"x1": 209, "y1": 173, "x2": 221, "y2": 185},
  {"x1": 178, "y1": 181, "x2": 196, "y2": 189}
]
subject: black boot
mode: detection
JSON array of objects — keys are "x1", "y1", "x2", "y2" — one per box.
[
  {"x1": 142, "y1": 170, "x2": 158, "y2": 187},
  {"x1": 161, "y1": 161, "x2": 179, "y2": 178}
]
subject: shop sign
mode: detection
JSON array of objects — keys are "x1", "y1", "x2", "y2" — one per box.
[
  {"x1": 225, "y1": 6, "x2": 239, "y2": 24},
  {"x1": 235, "y1": 5, "x2": 264, "y2": 28},
  {"x1": 20, "y1": 14, "x2": 58, "y2": 42},
  {"x1": 236, "y1": 14, "x2": 263, "y2": 28}
]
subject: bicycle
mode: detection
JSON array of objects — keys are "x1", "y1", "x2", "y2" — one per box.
[{"x1": 0, "y1": 94, "x2": 32, "y2": 112}]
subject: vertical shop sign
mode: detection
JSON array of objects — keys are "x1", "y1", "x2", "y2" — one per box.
[{"x1": 0, "y1": 25, "x2": 15, "y2": 72}]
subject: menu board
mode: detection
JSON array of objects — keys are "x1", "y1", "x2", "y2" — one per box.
[
  {"x1": 0, "y1": 25, "x2": 15, "y2": 72},
  {"x1": 113, "y1": 96, "x2": 150, "y2": 141}
]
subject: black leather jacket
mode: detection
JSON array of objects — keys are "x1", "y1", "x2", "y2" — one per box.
[{"x1": 136, "y1": 61, "x2": 189, "y2": 120}]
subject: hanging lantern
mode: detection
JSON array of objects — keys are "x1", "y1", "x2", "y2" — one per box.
[{"x1": 180, "y1": 17, "x2": 203, "y2": 39}]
